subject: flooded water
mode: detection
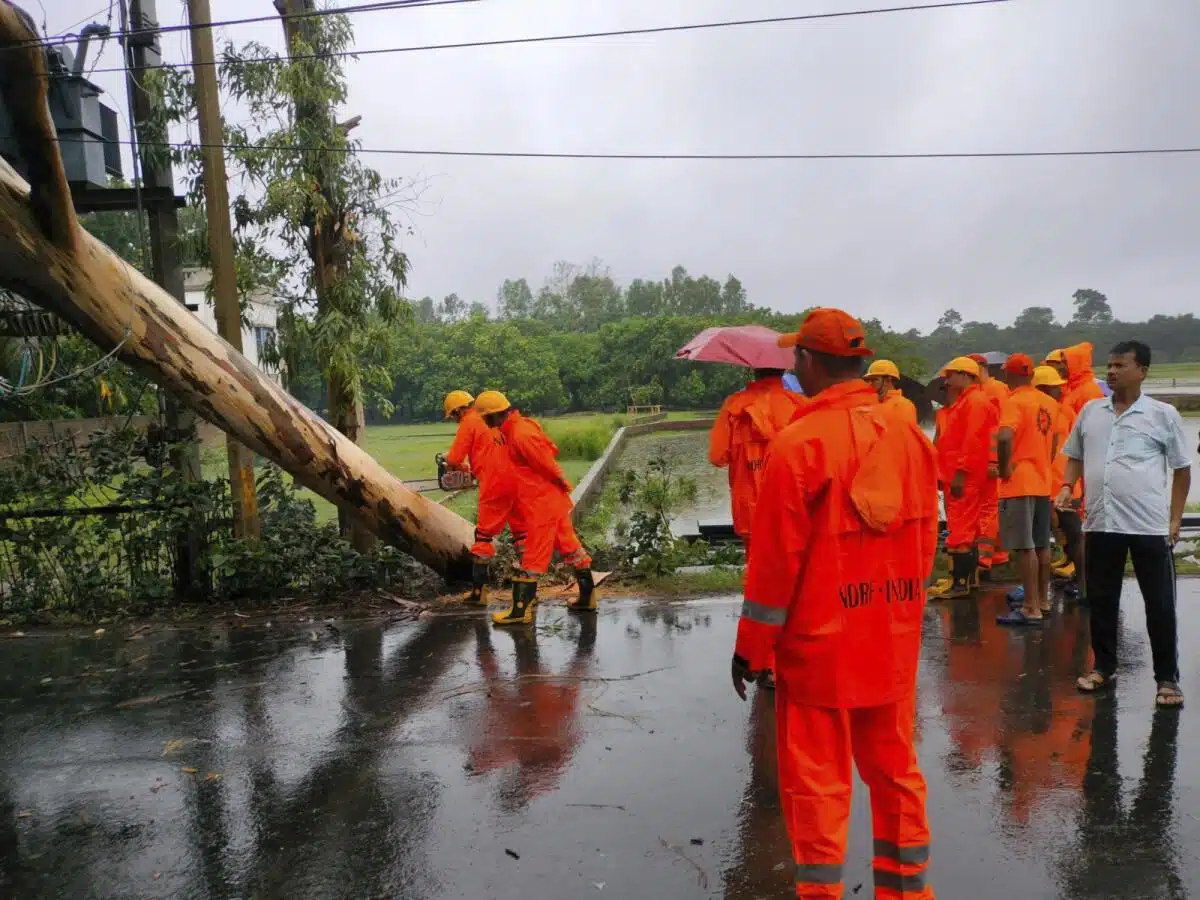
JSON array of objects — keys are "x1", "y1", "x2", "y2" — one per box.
[
  {"x1": 609, "y1": 419, "x2": 1200, "y2": 534},
  {"x1": 0, "y1": 585, "x2": 1198, "y2": 898}
]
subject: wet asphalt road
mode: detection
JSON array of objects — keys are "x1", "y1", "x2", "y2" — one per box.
[{"x1": 0, "y1": 583, "x2": 1197, "y2": 900}]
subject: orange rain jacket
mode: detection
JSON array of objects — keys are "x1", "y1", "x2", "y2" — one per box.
[
  {"x1": 881, "y1": 389, "x2": 919, "y2": 426},
  {"x1": 446, "y1": 407, "x2": 508, "y2": 480},
  {"x1": 735, "y1": 380, "x2": 940, "y2": 708},
  {"x1": 936, "y1": 384, "x2": 998, "y2": 485},
  {"x1": 1050, "y1": 401, "x2": 1081, "y2": 501},
  {"x1": 980, "y1": 377, "x2": 1010, "y2": 413},
  {"x1": 708, "y1": 376, "x2": 808, "y2": 538},
  {"x1": 1062, "y1": 342, "x2": 1104, "y2": 417},
  {"x1": 500, "y1": 411, "x2": 573, "y2": 527}
]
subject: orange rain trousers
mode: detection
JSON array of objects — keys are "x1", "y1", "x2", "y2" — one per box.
[
  {"x1": 472, "y1": 480, "x2": 526, "y2": 560},
  {"x1": 977, "y1": 481, "x2": 1005, "y2": 569},
  {"x1": 778, "y1": 683, "x2": 934, "y2": 899},
  {"x1": 520, "y1": 515, "x2": 591, "y2": 575},
  {"x1": 944, "y1": 477, "x2": 987, "y2": 556}
]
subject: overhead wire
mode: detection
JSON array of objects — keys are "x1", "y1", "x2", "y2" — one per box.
[
  {"x1": 54, "y1": 0, "x2": 1011, "y2": 77},
  {"x1": 7, "y1": 0, "x2": 483, "y2": 53},
  {"x1": 28, "y1": 134, "x2": 1200, "y2": 161}
]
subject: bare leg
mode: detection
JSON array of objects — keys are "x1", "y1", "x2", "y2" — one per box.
[{"x1": 1036, "y1": 547, "x2": 1052, "y2": 613}]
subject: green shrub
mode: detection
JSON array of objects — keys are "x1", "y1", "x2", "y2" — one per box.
[{"x1": 554, "y1": 425, "x2": 611, "y2": 461}]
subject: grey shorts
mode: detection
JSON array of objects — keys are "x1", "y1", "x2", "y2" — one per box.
[{"x1": 1000, "y1": 496, "x2": 1052, "y2": 550}]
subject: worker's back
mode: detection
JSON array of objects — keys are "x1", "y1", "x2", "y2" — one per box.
[
  {"x1": 446, "y1": 408, "x2": 508, "y2": 479},
  {"x1": 937, "y1": 384, "x2": 997, "y2": 482},
  {"x1": 744, "y1": 381, "x2": 940, "y2": 708},
  {"x1": 708, "y1": 377, "x2": 807, "y2": 538},
  {"x1": 501, "y1": 412, "x2": 572, "y2": 524}
]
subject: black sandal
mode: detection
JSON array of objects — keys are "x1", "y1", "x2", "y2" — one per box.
[
  {"x1": 1156, "y1": 681, "x2": 1185, "y2": 708},
  {"x1": 1076, "y1": 671, "x2": 1116, "y2": 693}
]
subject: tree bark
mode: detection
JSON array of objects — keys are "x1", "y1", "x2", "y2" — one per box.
[{"x1": 0, "y1": 1, "x2": 473, "y2": 577}]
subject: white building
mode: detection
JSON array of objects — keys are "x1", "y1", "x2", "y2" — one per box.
[{"x1": 184, "y1": 268, "x2": 282, "y2": 383}]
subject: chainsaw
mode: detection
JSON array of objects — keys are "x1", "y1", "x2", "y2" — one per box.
[{"x1": 436, "y1": 453, "x2": 476, "y2": 492}]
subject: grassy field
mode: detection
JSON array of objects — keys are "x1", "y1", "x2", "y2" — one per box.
[
  {"x1": 1150, "y1": 362, "x2": 1200, "y2": 379},
  {"x1": 289, "y1": 411, "x2": 716, "y2": 524}
]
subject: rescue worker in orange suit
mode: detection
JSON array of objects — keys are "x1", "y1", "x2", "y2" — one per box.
[
  {"x1": 476, "y1": 391, "x2": 596, "y2": 625},
  {"x1": 934, "y1": 357, "x2": 998, "y2": 598},
  {"x1": 865, "y1": 359, "x2": 918, "y2": 425},
  {"x1": 1045, "y1": 345, "x2": 1099, "y2": 590},
  {"x1": 731, "y1": 308, "x2": 940, "y2": 900},
  {"x1": 1046, "y1": 343, "x2": 1104, "y2": 417},
  {"x1": 1034, "y1": 365, "x2": 1085, "y2": 600},
  {"x1": 709, "y1": 368, "x2": 807, "y2": 689},
  {"x1": 443, "y1": 390, "x2": 524, "y2": 606},
  {"x1": 993, "y1": 354, "x2": 1059, "y2": 625},
  {"x1": 968, "y1": 353, "x2": 1010, "y2": 572}
]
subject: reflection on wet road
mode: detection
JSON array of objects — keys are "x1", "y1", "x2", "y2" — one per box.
[{"x1": 0, "y1": 584, "x2": 1197, "y2": 898}]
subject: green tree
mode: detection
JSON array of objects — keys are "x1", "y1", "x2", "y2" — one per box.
[
  {"x1": 1071, "y1": 288, "x2": 1113, "y2": 325},
  {"x1": 936, "y1": 308, "x2": 963, "y2": 332}
]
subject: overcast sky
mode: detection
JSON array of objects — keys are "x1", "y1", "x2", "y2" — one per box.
[{"x1": 45, "y1": 0, "x2": 1200, "y2": 331}]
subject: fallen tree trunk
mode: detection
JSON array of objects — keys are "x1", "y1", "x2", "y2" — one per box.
[{"x1": 0, "y1": 1, "x2": 473, "y2": 577}]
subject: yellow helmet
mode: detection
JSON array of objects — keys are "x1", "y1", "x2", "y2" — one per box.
[
  {"x1": 866, "y1": 359, "x2": 901, "y2": 380},
  {"x1": 1033, "y1": 365, "x2": 1066, "y2": 388},
  {"x1": 443, "y1": 390, "x2": 474, "y2": 419},
  {"x1": 474, "y1": 390, "x2": 512, "y2": 416},
  {"x1": 939, "y1": 356, "x2": 980, "y2": 378}
]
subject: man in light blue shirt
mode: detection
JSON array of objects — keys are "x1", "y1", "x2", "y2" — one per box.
[{"x1": 1059, "y1": 340, "x2": 1192, "y2": 707}]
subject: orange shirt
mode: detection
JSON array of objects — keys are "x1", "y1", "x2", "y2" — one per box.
[
  {"x1": 708, "y1": 377, "x2": 808, "y2": 538},
  {"x1": 736, "y1": 380, "x2": 940, "y2": 708},
  {"x1": 937, "y1": 384, "x2": 998, "y2": 482},
  {"x1": 997, "y1": 386, "x2": 1057, "y2": 499},
  {"x1": 445, "y1": 408, "x2": 507, "y2": 479},
  {"x1": 881, "y1": 389, "x2": 918, "y2": 426}
]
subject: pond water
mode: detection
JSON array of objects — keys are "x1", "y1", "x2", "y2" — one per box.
[{"x1": 606, "y1": 419, "x2": 1200, "y2": 535}]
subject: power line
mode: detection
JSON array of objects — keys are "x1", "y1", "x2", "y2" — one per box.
[
  {"x1": 35, "y1": 135, "x2": 1200, "y2": 160},
  {"x1": 10, "y1": 0, "x2": 480, "y2": 53},
  {"x1": 68, "y1": 0, "x2": 1010, "y2": 77}
]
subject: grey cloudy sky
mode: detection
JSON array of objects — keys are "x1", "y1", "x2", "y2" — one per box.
[{"x1": 46, "y1": 0, "x2": 1200, "y2": 331}]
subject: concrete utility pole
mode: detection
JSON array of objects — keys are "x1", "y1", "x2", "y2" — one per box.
[
  {"x1": 122, "y1": 0, "x2": 206, "y2": 590},
  {"x1": 186, "y1": 0, "x2": 261, "y2": 539}
]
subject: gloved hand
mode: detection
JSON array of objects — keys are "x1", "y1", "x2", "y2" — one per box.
[{"x1": 732, "y1": 654, "x2": 757, "y2": 701}]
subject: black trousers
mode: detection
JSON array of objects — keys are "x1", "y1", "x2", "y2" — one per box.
[{"x1": 1084, "y1": 532, "x2": 1179, "y2": 683}]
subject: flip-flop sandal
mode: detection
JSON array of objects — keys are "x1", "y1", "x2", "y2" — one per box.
[
  {"x1": 1006, "y1": 586, "x2": 1025, "y2": 609},
  {"x1": 1076, "y1": 671, "x2": 1116, "y2": 693},
  {"x1": 1156, "y1": 681, "x2": 1184, "y2": 708},
  {"x1": 996, "y1": 610, "x2": 1044, "y2": 626}
]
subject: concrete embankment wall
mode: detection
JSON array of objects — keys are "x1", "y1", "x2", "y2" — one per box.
[{"x1": 571, "y1": 418, "x2": 713, "y2": 522}]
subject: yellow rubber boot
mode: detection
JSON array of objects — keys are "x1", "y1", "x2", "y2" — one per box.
[
  {"x1": 1052, "y1": 561, "x2": 1076, "y2": 579},
  {"x1": 492, "y1": 577, "x2": 538, "y2": 626},
  {"x1": 567, "y1": 569, "x2": 598, "y2": 612},
  {"x1": 928, "y1": 577, "x2": 954, "y2": 599}
]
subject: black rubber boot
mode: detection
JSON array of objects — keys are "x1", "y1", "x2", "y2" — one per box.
[
  {"x1": 493, "y1": 577, "x2": 538, "y2": 626},
  {"x1": 945, "y1": 552, "x2": 973, "y2": 598},
  {"x1": 465, "y1": 561, "x2": 489, "y2": 606},
  {"x1": 568, "y1": 568, "x2": 597, "y2": 612}
]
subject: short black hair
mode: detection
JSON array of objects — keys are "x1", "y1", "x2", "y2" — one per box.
[
  {"x1": 1110, "y1": 340, "x2": 1151, "y2": 368},
  {"x1": 753, "y1": 368, "x2": 786, "y2": 379},
  {"x1": 808, "y1": 351, "x2": 865, "y2": 378}
]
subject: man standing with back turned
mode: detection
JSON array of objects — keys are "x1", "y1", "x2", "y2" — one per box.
[
  {"x1": 1060, "y1": 341, "x2": 1191, "y2": 708},
  {"x1": 731, "y1": 308, "x2": 940, "y2": 899}
]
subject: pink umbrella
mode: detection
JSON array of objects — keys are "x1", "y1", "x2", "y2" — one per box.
[{"x1": 674, "y1": 325, "x2": 794, "y2": 370}]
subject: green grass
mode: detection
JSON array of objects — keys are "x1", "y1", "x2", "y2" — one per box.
[
  {"x1": 640, "y1": 566, "x2": 745, "y2": 596},
  {"x1": 1150, "y1": 362, "x2": 1200, "y2": 379}
]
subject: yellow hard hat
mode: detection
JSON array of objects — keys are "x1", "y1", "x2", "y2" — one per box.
[
  {"x1": 866, "y1": 359, "x2": 901, "y2": 380},
  {"x1": 939, "y1": 356, "x2": 980, "y2": 378},
  {"x1": 1033, "y1": 365, "x2": 1066, "y2": 388},
  {"x1": 1043, "y1": 349, "x2": 1066, "y2": 365},
  {"x1": 474, "y1": 390, "x2": 512, "y2": 416},
  {"x1": 443, "y1": 390, "x2": 474, "y2": 419}
]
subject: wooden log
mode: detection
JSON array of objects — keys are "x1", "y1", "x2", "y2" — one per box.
[{"x1": 0, "y1": 1, "x2": 473, "y2": 577}]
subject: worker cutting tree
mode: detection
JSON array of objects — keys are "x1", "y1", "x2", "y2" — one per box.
[
  {"x1": 709, "y1": 363, "x2": 807, "y2": 689},
  {"x1": 731, "y1": 307, "x2": 940, "y2": 899},
  {"x1": 474, "y1": 390, "x2": 597, "y2": 625},
  {"x1": 441, "y1": 390, "x2": 524, "y2": 606}
]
